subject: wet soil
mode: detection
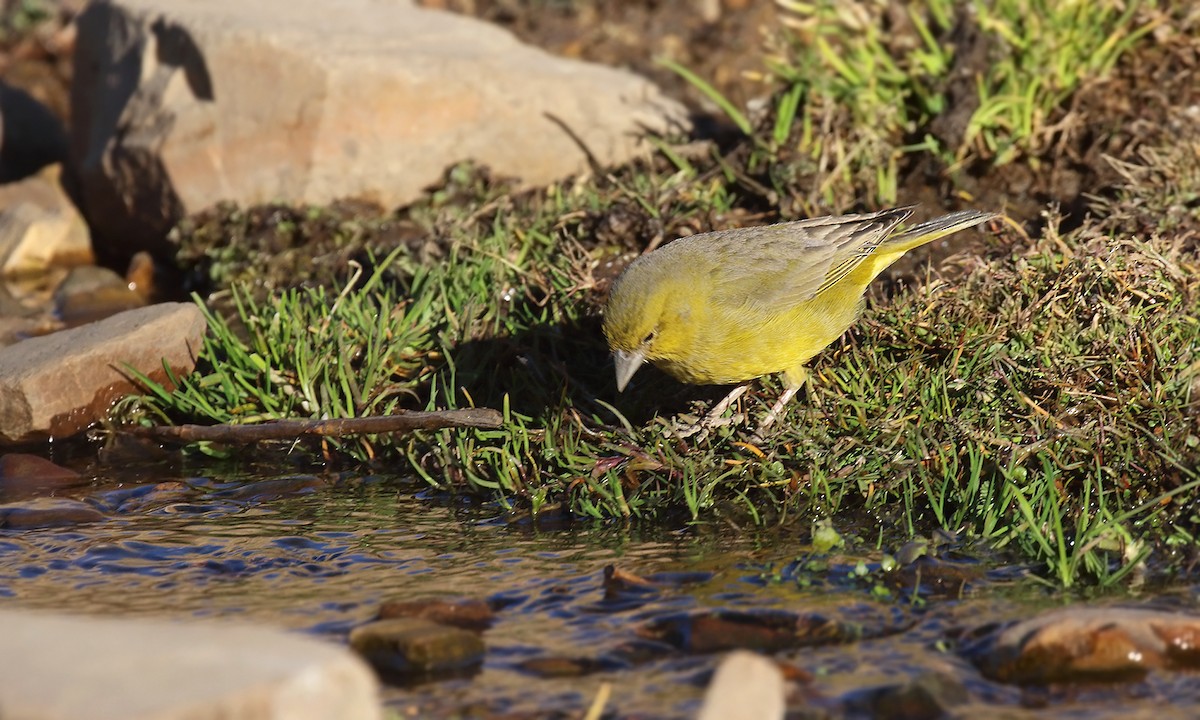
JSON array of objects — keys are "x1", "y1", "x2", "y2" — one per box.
[{"x1": 419, "y1": 0, "x2": 780, "y2": 117}]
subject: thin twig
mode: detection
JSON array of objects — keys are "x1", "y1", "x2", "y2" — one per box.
[{"x1": 126, "y1": 408, "x2": 503, "y2": 444}]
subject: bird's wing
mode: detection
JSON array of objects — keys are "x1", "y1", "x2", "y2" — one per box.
[{"x1": 698, "y1": 207, "x2": 914, "y2": 312}]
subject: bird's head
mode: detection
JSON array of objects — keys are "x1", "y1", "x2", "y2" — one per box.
[{"x1": 602, "y1": 254, "x2": 696, "y2": 392}]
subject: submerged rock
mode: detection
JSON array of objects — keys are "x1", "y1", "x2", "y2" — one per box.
[
  {"x1": 602, "y1": 563, "x2": 714, "y2": 601},
  {"x1": 52, "y1": 265, "x2": 146, "y2": 327},
  {"x1": 860, "y1": 672, "x2": 970, "y2": 720},
  {"x1": 350, "y1": 617, "x2": 485, "y2": 674},
  {"x1": 968, "y1": 606, "x2": 1200, "y2": 684},
  {"x1": 221, "y1": 475, "x2": 327, "y2": 502},
  {"x1": 0, "y1": 497, "x2": 102, "y2": 528},
  {"x1": 639, "y1": 609, "x2": 864, "y2": 654},
  {"x1": 378, "y1": 596, "x2": 495, "y2": 631},
  {"x1": 0, "y1": 453, "x2": 86, "y2": 501},
  {"x1": 97, "y1": 480, "x2": 193, "y2": 514},
  {"x1": 514, "y1": 655, "x2": 613, "y2": 678}
]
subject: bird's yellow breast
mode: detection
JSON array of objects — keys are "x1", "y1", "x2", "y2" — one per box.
[{"x1": 647, "y1": 270, "x2": 869, "y2": 386}]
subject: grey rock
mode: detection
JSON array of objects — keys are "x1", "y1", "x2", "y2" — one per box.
[
  {"x1": 0, "y1": 609, "x2": 381, "y2": 719},
  {"x1": 697, "y1": 650, "x2": 786, "y2": 720},
  {"x1": 0, "y1": 302, "x2": 207, "y2": 442},
  {"x1": 70, "y1": 0, "x2": 689, "y2": 259}
]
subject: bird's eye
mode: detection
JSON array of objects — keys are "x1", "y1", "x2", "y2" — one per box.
[{"x1": 642, "y1": 331, "x2": 656, "y2": 345}]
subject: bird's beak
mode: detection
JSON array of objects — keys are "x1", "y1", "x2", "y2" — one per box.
[{"x1": 614, "y1": 348, "x2": 647, "y2": 392}]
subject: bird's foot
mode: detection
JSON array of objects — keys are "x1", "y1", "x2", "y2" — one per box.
[
  {"x1": 672, "y1": 414, "x2": 745, "y2": 442},
  {"x1": 671, "y1": 385, "x2": 750, "y2": 442}
]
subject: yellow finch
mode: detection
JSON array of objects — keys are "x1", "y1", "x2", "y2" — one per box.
[{"x1": 602, "y1": 206, "x2": 995, "y2": 431}]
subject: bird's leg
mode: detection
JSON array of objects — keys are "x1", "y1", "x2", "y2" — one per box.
[
  {"x1": 756, "y1": 385, "x2": 800, "y2": 433},
  {"x1": 673, "y1": 384, "x2": 750, "y2": 440},
  {"x1": 707, "y1": 383, "x2": 750, "y2": 421},
  {"x1": 754, "y1": 367, "x2": 809, "y2": 437}
]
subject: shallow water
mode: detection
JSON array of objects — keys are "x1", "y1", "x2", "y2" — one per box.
[{"x1": 3, "y1": 466, "x2": 1200, "y2": 718}]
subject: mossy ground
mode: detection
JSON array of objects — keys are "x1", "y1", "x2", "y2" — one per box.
[{"x1": 116, "y1": 1, "x2": 1200, "y2": 587}]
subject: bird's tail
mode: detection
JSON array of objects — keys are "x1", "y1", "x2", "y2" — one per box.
[
  {"x1": 858, "y1": 208, "x2": 996, "y2": 283},
  {"x1": 885, "y1": 209, "x2": 997, "y2": 252}
]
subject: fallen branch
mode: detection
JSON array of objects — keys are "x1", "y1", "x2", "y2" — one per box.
[{"x1": 125, "y1": 408, "x2": 503, "y2": 443}]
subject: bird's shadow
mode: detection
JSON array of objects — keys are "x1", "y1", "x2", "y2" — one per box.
[{"x1": 441, "y1": 314, "x2": 736, "y2": 429}]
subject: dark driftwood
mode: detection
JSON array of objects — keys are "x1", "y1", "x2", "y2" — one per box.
[{"x1": 126, "y1": 408, "x2": 503, "y2": 443}]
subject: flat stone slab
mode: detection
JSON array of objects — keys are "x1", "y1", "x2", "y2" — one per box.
[
  {"x1": 0, "y1": 609, "x2": 381, "y2": 720},
  {"x1": 71, "y1": 0, "x2": 689, "y2": 258},
  {"x1": 0, "y1": 302, "x2": 206, "y2": 443}
]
